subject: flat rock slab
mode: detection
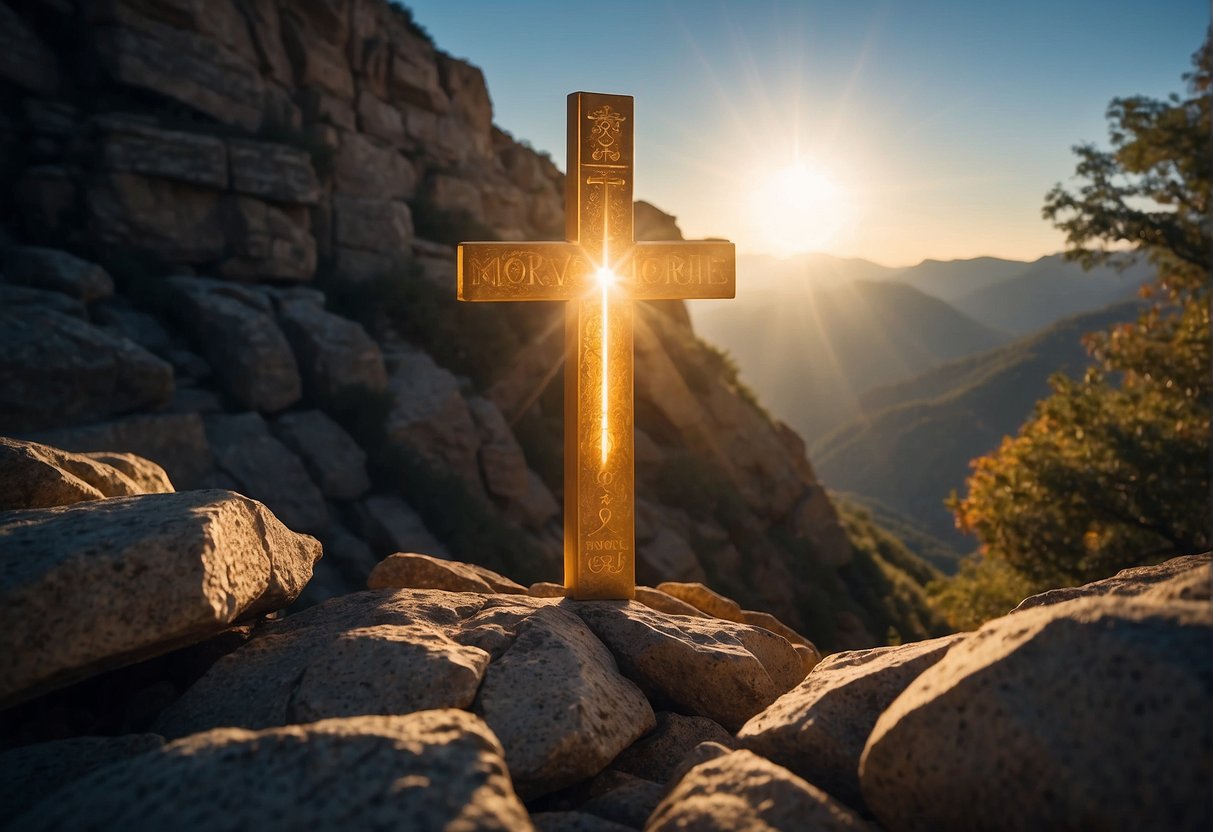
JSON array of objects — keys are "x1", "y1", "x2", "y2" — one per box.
[
  {"x1": 0, "y1": 437, "x2": 172, "y2": 511},
  {"x1": 739, "y1": 633, "x2": 964, "y2": 809},
  {"x1": 0, "y1": 490, "x2": 320, "y2": 707},
  {"x1": 647, "y1": 749, "x2": 873, "y2": 831},
  {"x1": 7, "y1": 711, "x2": 533, "y2": 831},
  {"x1": 573, "y1": 601, "x2": 804, "y2": 731},
  {"x1": 158, "y1": 590, "x2": 652, "y2": 799},
  {"x1": 368, "y1": 551, "x2": 527, "y2": 594},
  {"x1": 860, "y1": 595, "x2": 1213, "y2": 832}
]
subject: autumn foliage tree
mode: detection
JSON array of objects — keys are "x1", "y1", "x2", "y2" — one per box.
[{"x1": 936, "y1": 33, "x2": 1211, "y2": 627}]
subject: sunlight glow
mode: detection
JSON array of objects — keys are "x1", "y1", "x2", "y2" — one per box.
[
  {"x1": 597, "y1": 267, "x2": 616, "y2": 465},
  {"x1": 747, "y1": 161, "x2": 855, "y2": 257}
]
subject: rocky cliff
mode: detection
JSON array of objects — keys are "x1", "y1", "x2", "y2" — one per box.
[{"x1": 0, "y1": 0, "x2": 884, "y2": 649}]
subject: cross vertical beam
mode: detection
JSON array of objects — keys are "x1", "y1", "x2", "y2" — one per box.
[
  {"x1": 564, "y1": 92, "x2": 636, "y2": 598},
  {"x1": 457, "y1": 91, "x2": 736, "y2": 600}
]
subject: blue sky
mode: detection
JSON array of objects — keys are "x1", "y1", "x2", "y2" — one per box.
[{"x1": 406, "y1": 0, "x2": 1206, "y2": 265}]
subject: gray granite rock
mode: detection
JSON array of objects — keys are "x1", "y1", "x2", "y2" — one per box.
[
  {"x1": 739, "y1": 633, "x2": 964, "y2": 809},
  {"x1": 0, "y1": 307, "x2": 173, "y2": 433},
  {"x1": 860, "y1": 594, "x2": 1213, "y2": 832},
  {"x1": 272, "y1": 409, "x2": 369, "y2": 500},
  {"x1": 573, "y1": 601, "x2": 804, "y2": 731},
  {"x1": 648, "y1": 749, "x2": 873, "y2": 831},
  {"x1": 8, "y1": 712, "x2": 532, "y2": 831},
  {"x1": 0, "y1": 490, "x2": 320, "y2": 707},
  {"x1": 205, "y1": 412, "x2": 328, "y2": 534}
]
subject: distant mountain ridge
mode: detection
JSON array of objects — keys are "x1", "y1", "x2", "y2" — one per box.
[
  {"x1": 691, "y1": 278, "x2": 1009, "y2": 442},
  {"x1": 810, "y1": 300, "x2": 1144, "y2": 549}
]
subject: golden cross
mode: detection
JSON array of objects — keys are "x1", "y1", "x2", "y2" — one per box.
[{"x1": 457, "y1": 92, "x2": 735, "y2": 599}]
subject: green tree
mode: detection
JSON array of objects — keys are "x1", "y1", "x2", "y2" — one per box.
[{"x1": 940, "y1": 32, "x2": 1211, "y2": 620}]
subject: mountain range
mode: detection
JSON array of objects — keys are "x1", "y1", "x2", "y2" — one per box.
[
  {"x1": 690, "y1": 251, "x2": 1149, "y2": 444},
  {"x1": 811, "y1": 300, "x2": 1143, "y2": 554}
]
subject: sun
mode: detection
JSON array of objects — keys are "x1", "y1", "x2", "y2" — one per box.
[{"x1": 747, "y1": 160, "x2": 855, "y2": 256}]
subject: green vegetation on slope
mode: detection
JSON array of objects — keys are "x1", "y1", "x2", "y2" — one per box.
[
  {"x1": 940, "y1": 32, "x2": 1211, "y2": 626},
  {"x1": 811, "y1": 300, "x2": 1144, "y2": 549},
  {"x1": 832, "y1": 496, "x2": 954, "y2": 644}
]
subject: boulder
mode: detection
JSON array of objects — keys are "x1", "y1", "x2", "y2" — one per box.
[
  {"x1": 384, "y1": 348, "x2": 483, "y2": 493},
  {"x1": 738, "y1": 633, "x2": 964, "y2": 809},
  {"x1": 0, "y1": 437, "x2": 171, "y2": 511},
  {"x1": 0, "y1": 307, "x2": 173, "y2": 433},
  {"x1": 0, "y1": 489, "x2": 320, "y2": 707},
  {"x1": 473, "y1": 604, "x2": 656, "y2": 798},
  {"x1": 219, "y1": 196, "x2": 317, "y2": 281},
  {"x1": 92, "y1": 298, "x2": 173, "y2": 354},
  {"x1": 93, "y1": 12, "x2": 265, "y2": 130},
  {"x1": 8, "y1": 712, "x2": 532, "y2": 832},
  {"x1": 611, "y1": 712, "x2": 736, "y2": 784},
  {"x1": 281, "y1": 12, "x2": 354, "y2": 100},
  {"x1": 572, "y1": 602, "x2": 804, "y2": 731},
  {"x1": 368, "y1": 552, "x2": 527, "y2": 594},
  {"x1": 577, "y1": 771, "x2": 665, "y2": 828},
  {"x1": 468, "y1": 396, "x2": 528, "y2": 501},
  {"x1": 648, "y1": 749, "x2": 873, "y2": 832},
  {"x1": 529, "y1": 582, "x2": 566, "y2": 598},
  {"x1": 639, "y1": 528, "x2": 707, "y2": 584},
  {"x1": 633, "y1": 586, "x2": 706, "y2": 618},
  {"x1": 332, "y1": 131, "x2": 417, "y2": 199},
  {"x1": 331, "y1": 193, "x2": 414, "y2": 256},
  {"x1": 0, "y1": 734, "x2": 165, "y2": 820},
  {"x1": 82, "y1": 451, "x2": 174, "y2": 494},
  {"x1": 353, "y1": 493, "x2": 448, "y2": 557},
  {"x1": 167, "y1": 276, "x2": 301, "y2": 411},
  {"x1": 356, "y1": 89, "x2": 405, "y2": 144},
  {"x1": 157, "y1": 590, "x2": 653, "y2": 798},
  {"x1": 859, "y1": 595, "x2": 1213, "y2": 831},
  {"x1": 655, "y1": 582, "x2": 743, "y2": 622},
  {"x1": 2, "y1": 247, "x2": 113, "y2": 302},
  {"x1": 86, "y1": 172, "x2": 226, "y2": 265},
  {"x1": 25, "y1": 412, "x2": 212, "y2": 490},
  {"x1": 227, "y1": 139, "x2": 320, "y2": 205},
  {"x1": 272, "y1": 410, "x2": 369, "y2": 500},
  {"x1": 1013, "y1": 552, "x2": 1211, "y2": 610},
  {"x1": 95, "y1": 114, "x2": 228, "y2": 189},
  {"x1": 275, "y1": 295, "x2": 388, "y2": 404},
  {"x1": 0, "y1": 283, "x2": 85, "y2": 318},
  {"x1": 205, "y1": 412, "x2": 328, "y2": 534},
  {"x1": 508, "y1": 469, "x2": 561, "y2": 530}
]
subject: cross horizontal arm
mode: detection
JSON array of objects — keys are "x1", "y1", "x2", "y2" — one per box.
[
  {"x1": 627, "y1": 241, "x2": 736, "y2": 300},
  {"x1": 458, "y1": 242, "x2": 591, "y2": 301}
]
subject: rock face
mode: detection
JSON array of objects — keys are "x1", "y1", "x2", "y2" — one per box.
[
  {"x1": 0, "y1": 307, "x2": 173, "y2": 432},
  {"x1": 0, "y1": 437, "x2": 172, "y2": 510},
  {"x1": 167, "y1": 277, "x2": 301, "y2": 412},
  {"x1": 205, "y1": 412, "x2": 328, "y2": 533},
  {"x1": 860, "y1": 593, "x2": 1213, "y2": 831},
  {"x1": 648, "y1": 749, "x2": 873, "y2": 832},
  {"x1": 7, "y1": 712, "x2": 533, "y2": 832},
  {"x1": 0, "y1": 0, "x2": 865, "y2": 651},
  {"x1": 0, "y1": 489, "x2": 320, "y2": 706},
  {"x1": 738, "y1": 634, "x2": 963, "y2": 809}
]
